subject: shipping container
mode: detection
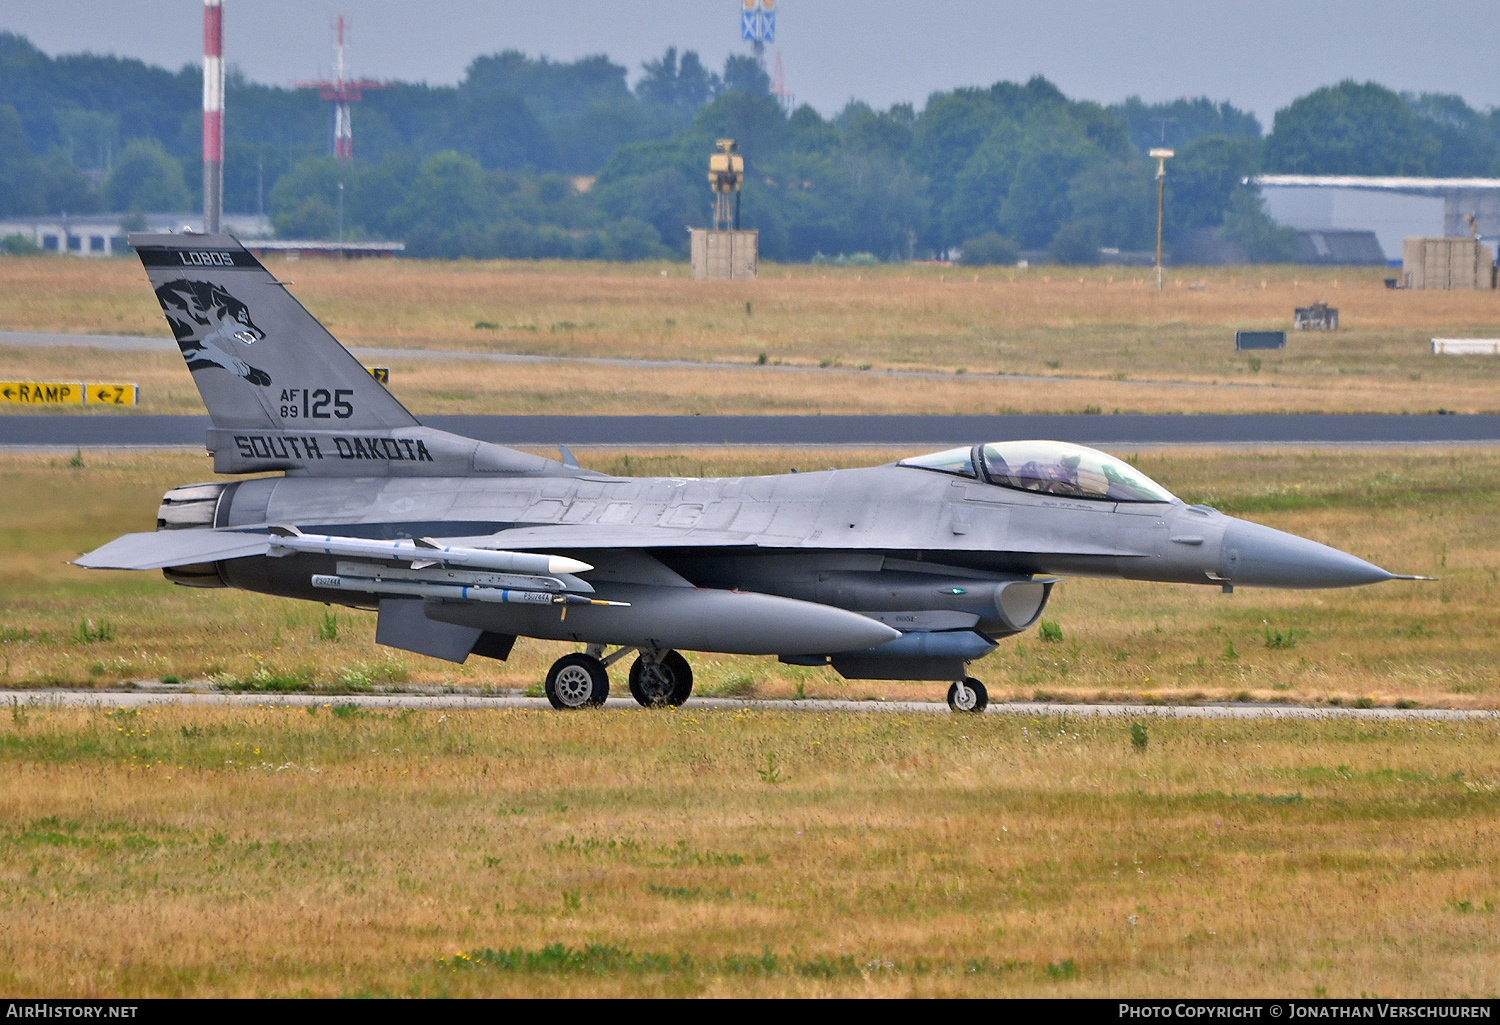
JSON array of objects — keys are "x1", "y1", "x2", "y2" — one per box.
[{"x1": 1402, "y1": 237, "x2": 1494, "y2": 289}]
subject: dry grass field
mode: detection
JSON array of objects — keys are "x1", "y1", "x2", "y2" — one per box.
[
  {"x1": 0, "y1": 703, "x2": 1495, "y2": 996},
  {"x1": 13, "y1": 340, "x2": 1489, "y2": 417},
  {"x1": 5, "y1": 259, "x2": 1499, "y2": 998},
  {"x1": 5, "y1": 255, "x2": 1500, "y2": 413},
  {"x1": 1, "y1": 340, "x2": 1493, "y2": 417},
  {"x1": 1, "y1": 445, "x2": 1496, "y2": 709}
]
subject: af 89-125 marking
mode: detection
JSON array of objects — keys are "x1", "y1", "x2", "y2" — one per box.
[{"x1": 278, "y1": 388, "x2": 353, "y2": 420}]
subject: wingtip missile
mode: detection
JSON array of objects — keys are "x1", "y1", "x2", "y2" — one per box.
[
  {"x1": 417, "y1": 536, "x2": 590, "y2": 574},
  {"x1": 548, "y1": 555, "x2": 594, "y2": 575},
  {"x1": 267, "y1": 530, "x2": 593, "y2": 576}
]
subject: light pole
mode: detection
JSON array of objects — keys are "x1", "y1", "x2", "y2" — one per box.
[{"x1": 1150, "y1": 148, "x2": 1173, "y2": 293}]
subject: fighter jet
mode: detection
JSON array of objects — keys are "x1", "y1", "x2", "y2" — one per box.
[{"x1": 76, "y1": 234, "x2": 1419, "y2": 712}]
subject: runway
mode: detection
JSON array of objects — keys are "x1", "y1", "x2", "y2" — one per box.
[
  {"x1": 4, "y1": 412, "x2": 1500, "y2": 448},
  {"x1": 0, "y1": 328, "x2": 1317, "y2": 392},
  {"x1": 7, "y1": 328, "x2": 1499, "y2": 447},
  {"x1": 5, "y1": 689, "x2": 1493, "y2": 720}
]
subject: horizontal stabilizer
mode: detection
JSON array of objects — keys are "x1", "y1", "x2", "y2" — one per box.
[{"x1": 74, "y1": 530, "x2": 271, "y2": 570}]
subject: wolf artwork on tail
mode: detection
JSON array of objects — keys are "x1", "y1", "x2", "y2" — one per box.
[{"x1": 156, "y1": 278, "x2": 272, "y2": 385}]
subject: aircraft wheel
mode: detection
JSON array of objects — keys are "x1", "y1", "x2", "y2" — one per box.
[
  {"x1": 947, "y1": 677, "x2": 988, "y2": 714},
  {"x1": 628, "y1": 650, "x2": 693, "y2": 707},
  {"x1": 545, "y1": 653, "x2": 609, "y2": 710}
]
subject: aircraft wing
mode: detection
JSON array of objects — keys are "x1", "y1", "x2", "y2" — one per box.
[
  {"x1": 471, "y1": 524, "x2": 1157, "y2": 556},
  {"x1": 74, "y1": 530, "x2": 272, "y2": 570},
  {"x1": 74, "y1": 523, "x2": 754, "y2": 573},
  {"x1": 477, "y1": 524, "x2": 760, "y2": 550}
]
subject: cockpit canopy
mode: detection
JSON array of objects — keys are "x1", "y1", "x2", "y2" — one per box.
[{"x1": 898, "y1": 441, "x2": 1176, "y2": 503}]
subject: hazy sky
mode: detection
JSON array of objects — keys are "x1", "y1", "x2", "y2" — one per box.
[{"x1": 4, "y1": 1, "x2": 1496, "y2": 124}]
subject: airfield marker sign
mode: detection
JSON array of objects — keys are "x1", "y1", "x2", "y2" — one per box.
[
  {"x1": 1, "y1": 381, "x2": 82, "y2": 405},
  {"x1": 85, "y1": 383, "x2": 140, "y2": 406},
  {"x1": 0, "y1": 381, "x2": 138, "y2": 406}
]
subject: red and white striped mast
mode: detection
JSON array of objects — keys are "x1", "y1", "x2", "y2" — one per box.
[
  {"x1": 202, "y1": 0, "x2": 224, "y2": 233},
  {"x1": 333, "y1": 15, "x2": 352, "y2": 161}
]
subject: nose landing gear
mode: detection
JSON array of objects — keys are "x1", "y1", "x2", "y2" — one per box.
[{"x1": 628, "y1": 650, "x2": 694, "y2": 707}]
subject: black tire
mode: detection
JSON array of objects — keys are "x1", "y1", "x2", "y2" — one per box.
[
  {"x1": 947, "y1": 677, "x2": 988, "y2": 713},
  {"x1": 662, "y1": 651, "x2": 694, "y2": 705},
  {"x1": 545, "y1": 653, "x2": 609, "y2": 710},
  {"x1": 628, "y1": 650, "x2": 694, "y2": 707}
]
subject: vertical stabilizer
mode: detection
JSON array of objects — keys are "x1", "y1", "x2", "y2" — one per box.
[
  {"x1": 130, "y1": 232, "x2": 560, "y2": 480},
  {"x1": 133, "y1": 232, "x2": 417, "y2": 434}
]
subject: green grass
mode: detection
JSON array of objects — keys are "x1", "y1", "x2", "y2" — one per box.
[{"x1": 0, "y1": 705, "x2": 1496, "y2": 996}]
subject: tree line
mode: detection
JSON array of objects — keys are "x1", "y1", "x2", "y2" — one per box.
[{"x1": 5, "y1": 29, "x2": 1500, "y2": 263}]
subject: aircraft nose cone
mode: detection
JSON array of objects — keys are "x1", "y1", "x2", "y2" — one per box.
[{"x1": 1221, "y1": 519, "x2": 1394, "y2": 589}]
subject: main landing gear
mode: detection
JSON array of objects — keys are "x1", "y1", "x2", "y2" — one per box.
[
  {"x1": 628, "y1": 650, "x2": 693, "y2": 708},
  {"x1": 947, "y1": 676, "x2": 988, "y2": 713},
  {"x1": 544, "y1": 653, "x2": 609, "y2": 710},
  {"x1": 542, "y1": 647, "x2": 694, "y2": 710}
]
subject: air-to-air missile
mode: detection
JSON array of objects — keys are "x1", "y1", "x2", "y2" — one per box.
[{"x1": 76, "y1": 235, "x2": 1422, "y2": 712}]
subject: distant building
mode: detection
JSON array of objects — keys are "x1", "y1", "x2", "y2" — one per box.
[
  {"x1": 0, "y1": 213, "x2": 271, "y2": 257},
  {"x1": 1255, "y1": 175, "x2": 1500, "y2": 262},
  {"x1": 1170, "y1": 226, "x2": 1382, "y2": 266},
  {"x1": 1170, "y1": 227, "x2": 1246, "y2": 266},
  {"x1": 1292, "y1": 229, "x2": 1385, "y2": 266},
  {"x1": 239, "y1": 239, "x2": 404, "y2": 260},
  {"x1": 1095, "y1": 247, "x2": 1155, "y2": 266}
]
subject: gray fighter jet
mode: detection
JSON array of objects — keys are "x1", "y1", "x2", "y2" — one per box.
[{"x1": 77, "y1": 234, "x2": 1418, "y2": 712}]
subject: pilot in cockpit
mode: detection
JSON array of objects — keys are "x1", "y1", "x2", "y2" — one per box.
[{"x1": 900, "y1": 442, "x2": 1177, "y2": 504}]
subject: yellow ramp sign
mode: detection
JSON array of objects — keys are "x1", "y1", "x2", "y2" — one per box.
[
  {"x1": 0, "y1": 381, "x2": 84, "y2": 405},
  {"x1": 85, "y1": 383, "x2": 140, "y2": 406},
  {"x1": 0, "y1": 382, "x2": 139, "y2": 406}
]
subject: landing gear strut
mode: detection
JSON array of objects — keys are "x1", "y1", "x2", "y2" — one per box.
[
  {"x1": 628, "y1": 650, "x2": 693, "y2": 707},
  {"x1": 545, "y1": 653, "x2": 609, "y2": 709},
  {"x1": 947, "y1": 676, "x2": 988, "y2": 713}
]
